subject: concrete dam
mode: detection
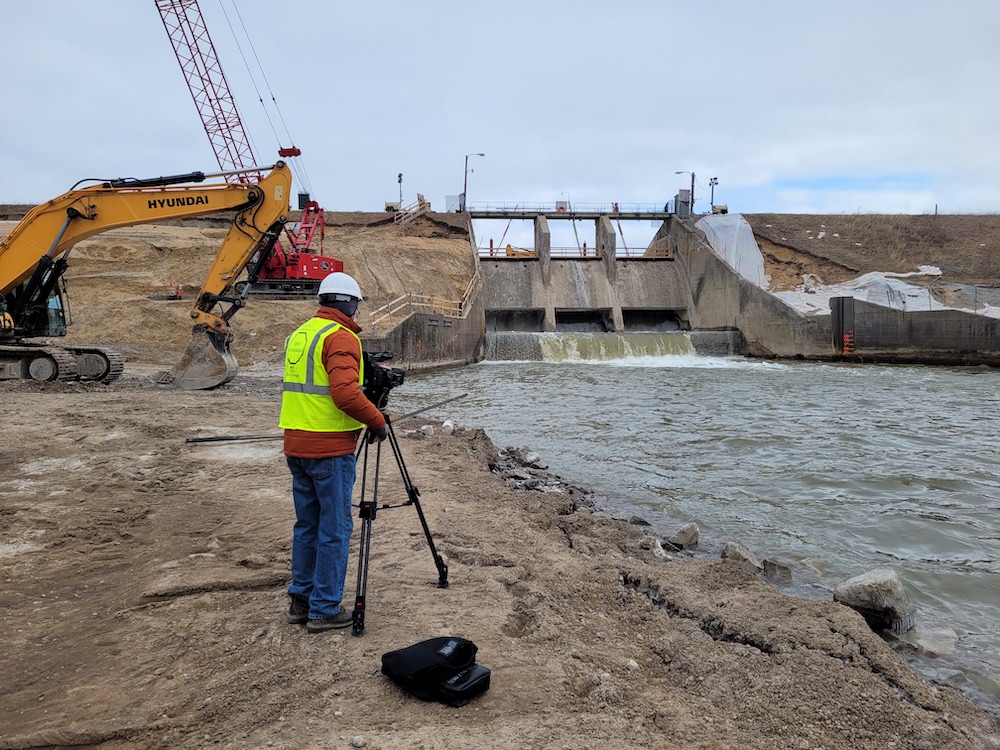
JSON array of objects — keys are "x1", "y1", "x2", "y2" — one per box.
[
  {"x1": 363, "y1": 209, "x2": 1000, "y2": 370},
  {"x1": 482, "y1": 217, "x2": 685, "y2": 333},
  {"x1": 477, "y1": 212, "x2": 742, "y2": 362}
]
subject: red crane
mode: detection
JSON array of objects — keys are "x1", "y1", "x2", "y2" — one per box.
[{"x1": 154, "y1": 0, "x2": 336, "y2": 292}]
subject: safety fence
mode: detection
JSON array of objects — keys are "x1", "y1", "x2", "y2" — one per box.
[{"x1": 365, "y1": 269, "x2": 482, "y2": 337}]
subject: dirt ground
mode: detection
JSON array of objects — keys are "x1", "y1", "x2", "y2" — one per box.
[
  {"x1": 2, "y1": 368, "x2": 1000, "y2": 750},
  {"x1": 2, "y1": 215, "x2": 1000, "y2": 748}
]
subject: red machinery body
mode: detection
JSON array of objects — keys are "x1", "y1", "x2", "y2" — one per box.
[
  {"x1": 249, "y1": 199, "x2": 338, "y2": 296},
  {"x1": 260, "y1": 246, "x2": 343, "y2": 283},
  {"x1": 284, "y1": 200, "x2": 326, "y2": 254}
]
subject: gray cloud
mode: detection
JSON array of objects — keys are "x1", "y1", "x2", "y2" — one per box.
[{"x1": 2, "y1": 0, "x2": 997, "y2": 219}]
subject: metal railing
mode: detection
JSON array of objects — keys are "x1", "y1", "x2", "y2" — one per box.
[
  {"x1": 478, "y1": 238, "x2": 673, "y2": 259},
  {"x1": 467, "y1": 201, "x2": 672, "y2": 215}
]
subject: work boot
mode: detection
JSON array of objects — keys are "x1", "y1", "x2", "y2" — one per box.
[
  {"x1": 306, "y1": 607, "x2": 353, "y2": 633},
  {"x1": 287, "y1": 594, "x2": 309, "y2": 625}
]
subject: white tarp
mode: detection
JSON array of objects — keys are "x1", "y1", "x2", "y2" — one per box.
[
  {"x1": 695, "y1": 214, "x2": 1000, "y2": 319},
  {"x1": 772, "y1": 268, "x2": 942, "y2": 316},
  {"x1": 771, "y1": 269, "x2": 1000, "y2": 318},
  {"x1": 695, "y1": 213, "x2": 769, "y2": 288}
]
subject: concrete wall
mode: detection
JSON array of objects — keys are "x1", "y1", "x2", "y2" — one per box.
[
  {"x1": 362, "y1": 292, "x2": 485, "y2": 372},
  {"x1": 665, "y1": 217, "x2": 1000, "y2": 365},
  {"x1": 663, "y1": 218, "x2": 834, "y2": 358},
  {"x1": 480, "y1": 256, "x2": 689, "y2": 332},
  {"x1": 614, "y1": 260, "x2": 689, "y2": 310},
  {"x1": 850, "y1": 298, "x2": 1000, "y2": 365}
]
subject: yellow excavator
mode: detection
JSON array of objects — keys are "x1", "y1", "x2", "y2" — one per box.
[{"x1": 0, "y1": 162, "x2": 291, "y2": 389}]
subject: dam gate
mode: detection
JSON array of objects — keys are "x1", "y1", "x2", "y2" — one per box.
[{"x1": 472, "y1": 211, "x2": 689, "y2": 334}]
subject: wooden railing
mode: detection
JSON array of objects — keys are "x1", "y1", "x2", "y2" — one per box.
[
  {"x1": 365, "y1": 269, "x2": 481, "y2": 337},
  {"x1": 393, "y1": 193, "x2": 432, "y2": 225}
]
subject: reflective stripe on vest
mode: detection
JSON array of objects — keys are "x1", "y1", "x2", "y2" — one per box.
[{"x1": 279, "y1": 318, "x2": 366, "y2": 433}]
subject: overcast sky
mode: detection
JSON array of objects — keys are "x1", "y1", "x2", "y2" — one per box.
[{"x1": 3, "y1": 1, "x2": 997, "y2": 249}]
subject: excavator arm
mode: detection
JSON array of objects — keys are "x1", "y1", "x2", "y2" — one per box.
[{"x1": 0, "y1": 162, "x2": 291, "y2": 389}]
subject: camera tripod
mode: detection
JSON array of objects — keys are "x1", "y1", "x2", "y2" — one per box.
[{"x1": 351, "y1": 413, "x2": 449, "y2": 637}]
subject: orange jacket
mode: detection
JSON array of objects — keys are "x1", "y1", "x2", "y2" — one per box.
[{"x1": 282, "y1": 307, "x2": 387, "y2": 458}]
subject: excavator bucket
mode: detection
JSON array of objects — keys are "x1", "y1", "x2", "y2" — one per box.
[{"x1": 155, "y1": 325, "x2": 238, "y2": 390}]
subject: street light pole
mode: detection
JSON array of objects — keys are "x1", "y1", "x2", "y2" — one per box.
[
  {"x1": 674, "y1": 170, "x2": 695, "y2": 214},
  {"x1": 709, "y1": 177, "x2": 718, "y2": 207},
  {"x1": 462, "y1": 153, "x2": 485, "y2": 212}
]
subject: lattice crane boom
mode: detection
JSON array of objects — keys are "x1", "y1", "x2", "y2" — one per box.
[
  {"x1": 155, "y1": 0, "x2": 261, "y2": 182},
  {"x1": 155, "y1": 0, "x2": 326, "y2": 255}
]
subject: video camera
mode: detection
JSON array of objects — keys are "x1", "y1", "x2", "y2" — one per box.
[{"x1": 364, "y1": 351, "x2": 405, "y2": 410}]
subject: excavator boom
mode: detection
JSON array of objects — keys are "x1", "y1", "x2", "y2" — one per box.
[{"x1": 0, "y1": 162, "x2": 291, "y2": 389}]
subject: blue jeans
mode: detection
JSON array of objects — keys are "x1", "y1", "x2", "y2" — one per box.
[{"x1": 287, "y1": 454, "x2": 356, "y2": 619}]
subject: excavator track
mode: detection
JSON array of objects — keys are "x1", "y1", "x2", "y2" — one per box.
[
  {"x1": 65, "y1": 346, "x2": 125, "y2": 384},
  {"x1": 0, "y1": 344, "x2": 80, "y2": 382}
]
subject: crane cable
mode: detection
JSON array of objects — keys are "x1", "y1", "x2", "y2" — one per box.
[
  {"x1": 615, "y1": 218, "x2": 629, "y2": 256},
  {"x1": 214, "y1": 0, "x2": 315, "y2": 199},
  {"x1": 495, "y1": 205, "x2": 519, "y2": 253}
]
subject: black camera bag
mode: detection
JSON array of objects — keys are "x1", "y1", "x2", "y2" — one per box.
[{"x1": 381, "y1": 637, "x2": 490, "y2": 707}]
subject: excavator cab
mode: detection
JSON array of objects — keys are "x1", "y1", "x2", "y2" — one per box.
[
  {"x1": 3, "y1": 278, "x2": 70, "y2": 339},
  {"x1": 44, "y1": 285, "x2": 70, "y2": 337}
]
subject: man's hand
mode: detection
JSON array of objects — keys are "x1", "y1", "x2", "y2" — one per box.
[{"x1": 368, "y1": 423, "x2": 389, "y2": 444}]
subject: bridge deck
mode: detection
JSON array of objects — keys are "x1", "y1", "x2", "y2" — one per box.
[{"x1": 469, "y1": 209, "x2": 672, "y2": 221}]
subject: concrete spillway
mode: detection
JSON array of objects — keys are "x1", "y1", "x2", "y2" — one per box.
[
  {"x1": 480, "y1": 214, "x2": 689, "y2": 335},
  {"x1": 484, "y1": 331, "x2": 698, "y2": 361}
]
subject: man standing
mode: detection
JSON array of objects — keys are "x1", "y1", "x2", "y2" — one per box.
[{"x1": 279, "y1": 272, "x2": 388, "y2": 632}]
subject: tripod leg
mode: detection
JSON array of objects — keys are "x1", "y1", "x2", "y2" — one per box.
[
  {"x1": 350, "y1": 419, "x2": 449, "y2": 637},
  {"x1": 352, "y1": 437, "x2": 379, "y2": 637},
  {"x1": 384, "y1": 420, "x2": 449, "y2": 589},
  {"x1": 352, "y1": 513, "x2": 373, "y2": 637}
]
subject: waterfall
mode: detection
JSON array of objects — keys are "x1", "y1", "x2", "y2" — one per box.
[{"x1": 484, "y1": 332, "x2": 696, "y2": 361}]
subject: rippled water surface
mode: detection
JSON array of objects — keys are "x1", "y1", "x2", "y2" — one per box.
[{"x1": 389, "y1": 338, "x2": 1000, "y2": 708}]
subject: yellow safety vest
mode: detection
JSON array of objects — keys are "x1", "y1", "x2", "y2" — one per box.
[{"x1": 279, "y1": 318, "x2": 366, "y2": 433}]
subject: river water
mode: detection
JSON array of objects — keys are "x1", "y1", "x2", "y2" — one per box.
[{"x1": 388, "y1": 332, "x2": 1000, "y2": 710}]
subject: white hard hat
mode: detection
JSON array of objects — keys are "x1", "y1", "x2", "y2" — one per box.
[{"x1": 318, "y1": 272, "x2": 362, "y2": 300}]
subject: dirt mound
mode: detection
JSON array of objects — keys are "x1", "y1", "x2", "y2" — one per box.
[
  {"x1": 745, "y1": 213, "x2": 1000, "y2": 287},
  {"x1": 50, "y1": 213, "x2": 475, "y2": 366}
]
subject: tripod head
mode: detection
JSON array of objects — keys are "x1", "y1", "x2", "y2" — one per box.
[{"x1": 363, "y1": 351, "x2": 405, "y2": 411}]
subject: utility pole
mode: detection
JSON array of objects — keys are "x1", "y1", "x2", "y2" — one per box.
[
  {"x1": 398, "y1": 173, "x2": 403, "y2": 206},
  {"x1": 462, "y1": 153, "x2": 485, "y2": 212}
]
